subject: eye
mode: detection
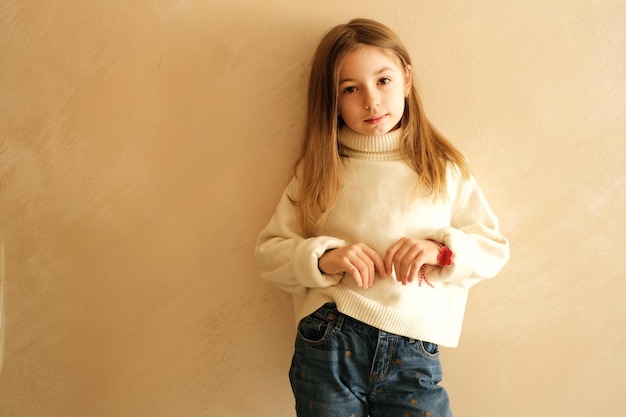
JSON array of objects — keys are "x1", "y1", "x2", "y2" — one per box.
[
  {"x1": 342, "y1": 86, "x2": 357, "y2": 94},
  {"x1": 378, "y1": 77, "x2": 391, "y2": 85}
]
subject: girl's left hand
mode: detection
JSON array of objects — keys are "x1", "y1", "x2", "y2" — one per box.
[{"x1": 384, "y1": 238, "x2": 440, "y2": 285}]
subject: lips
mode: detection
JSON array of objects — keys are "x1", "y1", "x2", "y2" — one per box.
[{"x1": 365, "y1": 114, "x2": 387, "y2": 124}]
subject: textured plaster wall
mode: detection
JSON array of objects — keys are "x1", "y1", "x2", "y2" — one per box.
[{"x1": 1, "y1": 1, "x2": 625, "y2": 416}]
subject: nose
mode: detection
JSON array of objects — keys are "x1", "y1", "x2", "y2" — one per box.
[{"x1": 363, "y1": 87, "x2": 380, "y2": 110}]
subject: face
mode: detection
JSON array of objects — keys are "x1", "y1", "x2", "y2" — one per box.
[{"x1": 337, "y1": 45, "x2": 412, "y2": 136}]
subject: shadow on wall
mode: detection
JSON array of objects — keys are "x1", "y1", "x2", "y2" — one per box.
[
  {"x1": 0, "y1": 238, "x2": 4, "y2": 374},
  {"x1": 0, "y1": 3, "x2": 362, "y2": 414}
]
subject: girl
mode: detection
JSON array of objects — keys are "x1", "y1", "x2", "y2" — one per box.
[{"x1": 255, "y1": 18, "x2": 509, "y2": 417}]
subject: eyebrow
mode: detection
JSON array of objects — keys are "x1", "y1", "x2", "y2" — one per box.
[{"x1": 339, "y1": 67, "x2": 395, "y2": 84}]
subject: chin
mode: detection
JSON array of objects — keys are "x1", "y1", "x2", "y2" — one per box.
[{"x1": 366, "y1": 125, "x2": 394, "y2": 135}]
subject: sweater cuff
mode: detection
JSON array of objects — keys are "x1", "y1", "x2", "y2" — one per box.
[
  {"x1": 426, "y1": 227, "x2": 477, "y2": 286},
  {"x1": 425, "y1": 225, "x2": 509, "y2": 288},
  {"x1": 293, "y1": 236, "x2": 346, "y2": 288}
]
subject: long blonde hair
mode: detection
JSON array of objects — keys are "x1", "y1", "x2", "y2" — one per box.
[{"x1": 291, "y1": 18, "x2": 470, "y2": 237}]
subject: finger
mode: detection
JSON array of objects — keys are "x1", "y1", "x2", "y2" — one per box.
[
  {"x1": 366, "y1": 255, "x2": 375, "y2": 289},
  {"x1": 384, "y1": 240, "x2": 402, "y2": 275},
  {"x1": 356, "y1": 252, "x2": 375, "y2": 289},
  {"x1": 350, "y1": 249, "x2": 374, "y2": 288},
  {"x1": 372, "y1": 250, "x2": 388, "y2": 279},
  {"x1": 361, "y1": 245, "x2": 387, "y2": 280},
  {"x1": 406, "y1": 260, "x2": 421, "y2": 283},
  {"x1": 346, "y1": 261, "x2": 364, "y2": 288},
  {"x1": 402, "y1": 247, "x2": 423, "y2": 283},
  {"x1": 387, "y1": 244, "x2": 405, "y2": 280},
  {"x1": 394, "y1": 245, "x2": 414, "y2": 284},
  {"x1": 352, "y1": 249, "x2": 373, "y2": 288},
  {"x1": 387, "y1": 238, "x2": 416, "y2": 281}
]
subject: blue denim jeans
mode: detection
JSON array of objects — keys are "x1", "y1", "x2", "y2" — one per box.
[{"x1": 289, "y1": 303, "x2": 452, "y2": 417}]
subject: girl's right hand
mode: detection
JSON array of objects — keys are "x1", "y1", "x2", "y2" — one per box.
[{"x1": 318, "y1": 243, "x2": 387, "y2": 289}]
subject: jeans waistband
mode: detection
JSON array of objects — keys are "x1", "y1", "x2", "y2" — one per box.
[{"x1": 316, "y1": 303, "x2": 383, "y2": 337}]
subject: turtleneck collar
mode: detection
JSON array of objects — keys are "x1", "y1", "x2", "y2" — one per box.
[{"x1": 338, "y1": 127, "x2": 404, "y2": 161}]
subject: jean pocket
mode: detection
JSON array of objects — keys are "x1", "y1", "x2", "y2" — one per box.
[
  {"x1": 297, "y1": 314, "x2": 334, "y2": 346},
  {"x1": 417, "y1": 340, "x2": 440, "y2": 360}
]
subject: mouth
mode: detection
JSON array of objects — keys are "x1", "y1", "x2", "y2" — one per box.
[{"x1": 365, "y1": 114, "x2": 387, "y2": 124}]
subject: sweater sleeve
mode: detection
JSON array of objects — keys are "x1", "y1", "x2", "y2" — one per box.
[
  {"x1": 255, "y1": 178, "x2": 347, "y2": 297},
  {"x1": 426, "y1": 167, "x2": 510, "y2": 288}
]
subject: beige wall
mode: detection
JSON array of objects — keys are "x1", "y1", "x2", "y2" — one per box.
[{"x1": 1, "y1": 1, "x2": 625, "y2": 416}]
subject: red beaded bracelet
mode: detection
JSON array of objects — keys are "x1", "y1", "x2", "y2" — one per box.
[
  {"x1": 418, "y1": 266, "x2": 434, "y2": 288},
  {"x1": 418, "y1": 241, "x2": 454, "y2": 287}
]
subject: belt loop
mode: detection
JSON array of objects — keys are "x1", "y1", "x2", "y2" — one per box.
[{"x1": 334, "y1": 312, "x2": 345, "y2": 332}]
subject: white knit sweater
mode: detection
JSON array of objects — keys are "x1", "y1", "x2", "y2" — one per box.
[{"x1": 255, "y1": 127, "x2": 509, "y2": 347}]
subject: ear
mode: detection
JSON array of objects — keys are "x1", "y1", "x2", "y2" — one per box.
[{"x1": 403, "y1": 64, "x2": 413, "y2": 97}]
